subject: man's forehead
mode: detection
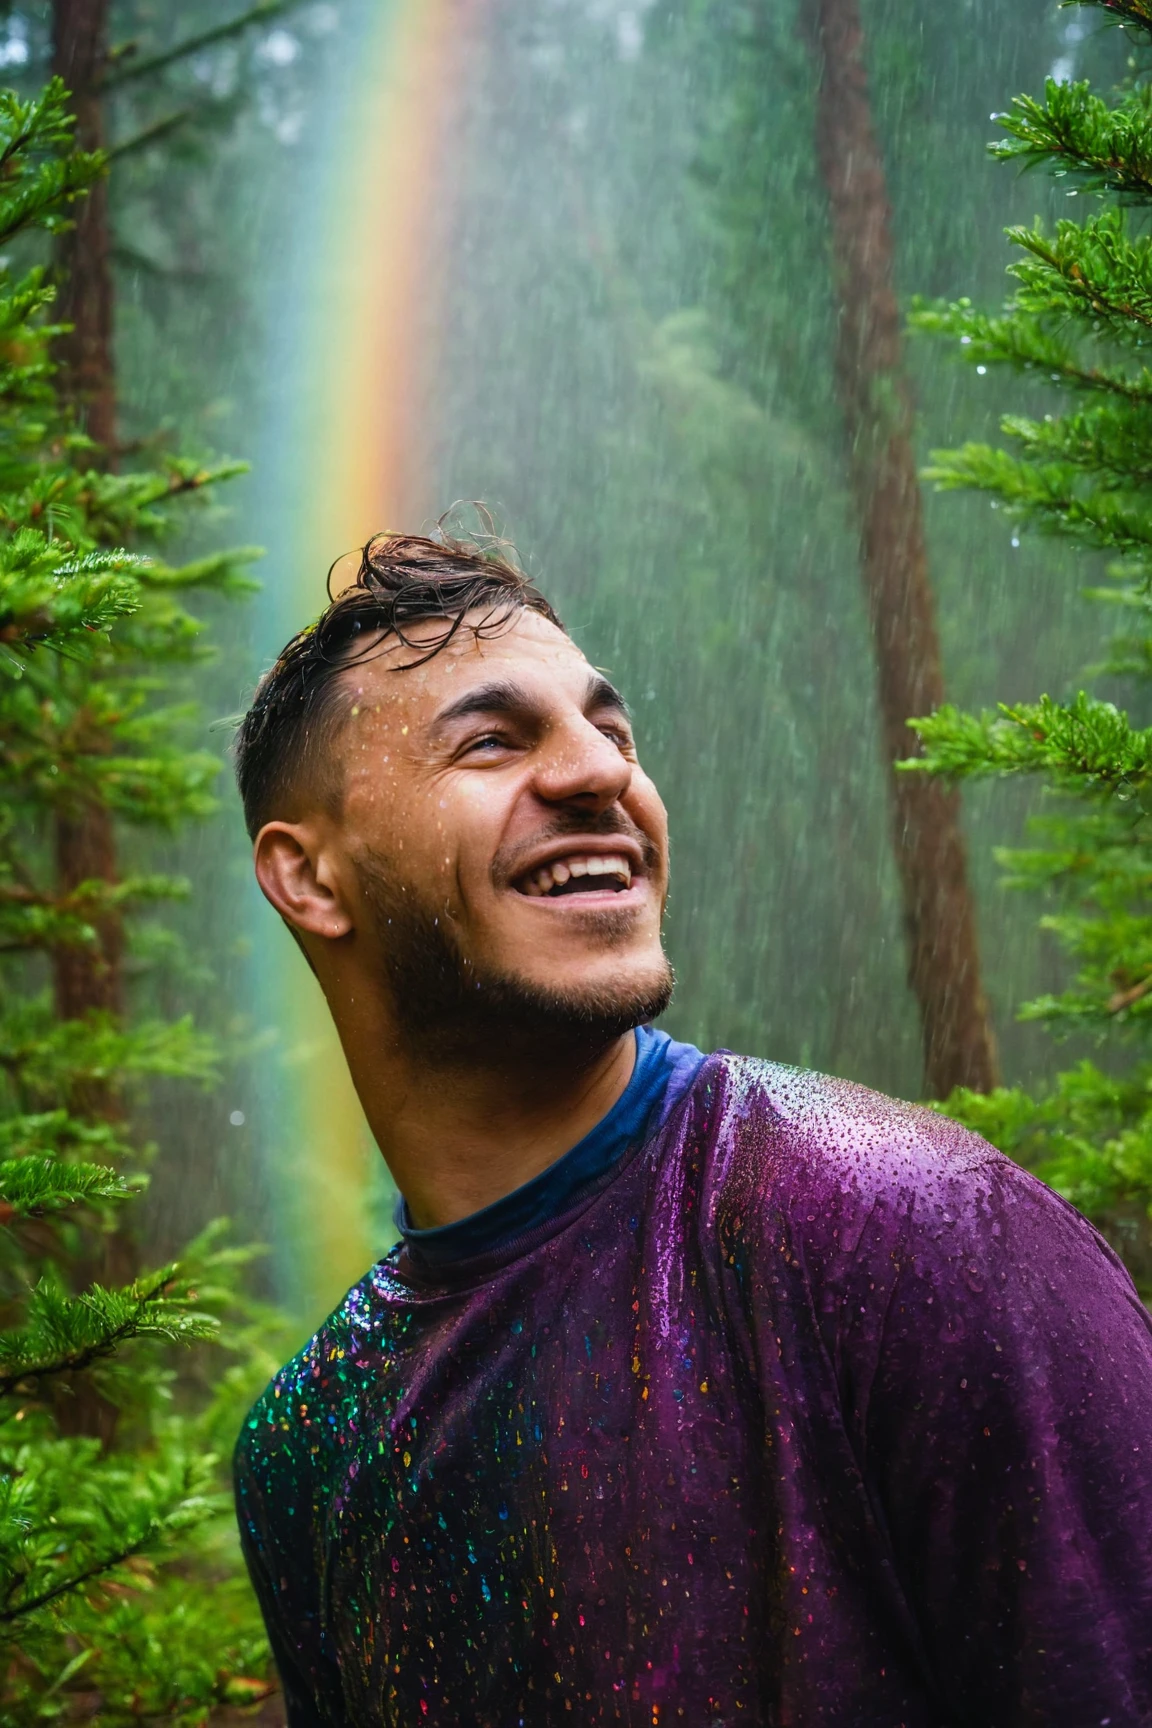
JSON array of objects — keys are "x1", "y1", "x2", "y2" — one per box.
[{"x1": 343, "y1": 612, "x2": 592, "y2": 715}]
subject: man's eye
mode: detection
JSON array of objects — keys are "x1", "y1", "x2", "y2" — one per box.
[{"x1": 464, "y1": 733, "x2": 512, "y2": 755}]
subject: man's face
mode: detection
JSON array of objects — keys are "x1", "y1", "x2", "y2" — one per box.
[{"x1": 328, "y1": 609, "x2": 672, "y2": 1045}]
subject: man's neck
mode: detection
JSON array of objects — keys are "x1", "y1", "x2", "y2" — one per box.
[{"x1": 330, "y1": 994, "x2": 638, "y2": 1229}]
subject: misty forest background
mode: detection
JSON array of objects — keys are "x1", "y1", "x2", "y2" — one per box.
[
  {"x1": 37, "y1": 0, "x2": 1138, "y2": 1274},
  {"x1": 4, "y1": 0, "x2": 1152, "y2": 1717}
]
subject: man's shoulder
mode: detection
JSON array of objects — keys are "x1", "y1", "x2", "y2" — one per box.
[
  {"x1": 693, "y1": 1050, "x2": 1083, "y2": 1253},
  {"x1": 697, "y1": 1050, "x2": 1001, "y2": 1185},
  {"x1": 690, "y1": 1051, "x2": 1140, "y2": 1323},
  {"x1": 234, "y1": 1255, "x2": 402, "y2": 1484}
]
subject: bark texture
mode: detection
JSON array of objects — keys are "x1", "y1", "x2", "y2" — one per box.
[
  {"x1": 53, "y1": 807, "x2": 123, "y2": 1023},
  {"x1": 51, "y1": 0, "x2": 115, "y2": 453},
  {"x1": 812, "y1": 0, "x2": 999, "y2": 1097},
  {"x1": 50, "y1": 0, "x2": 122, "y2": 1048}
]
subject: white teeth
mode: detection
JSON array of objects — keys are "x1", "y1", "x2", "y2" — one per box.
[
  {"x1": 595, "y1": 854, "x2": 632, "y2": 883},
  {"x1": 518, "y1": 852, "x2": 635, "y2": 895}
]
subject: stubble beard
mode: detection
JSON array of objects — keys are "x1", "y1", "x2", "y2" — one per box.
[{"x1": 354, "y1": 847, "x2": 674, "y2": 1067}]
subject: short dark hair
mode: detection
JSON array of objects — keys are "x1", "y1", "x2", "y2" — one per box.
[{"x1": 234, "y1": 522, "x2": 563, "y2": 839}]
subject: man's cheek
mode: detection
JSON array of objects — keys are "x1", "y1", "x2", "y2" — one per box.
[{"x1": 448, "y1": 795, "x2": 506, "y2": 886}]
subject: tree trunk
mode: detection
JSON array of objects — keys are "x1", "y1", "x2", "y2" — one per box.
[
  {"x1": 50, "y1": 0, "x2": 123, "y2": 1045},
  {"x1": 52, "y1": 0, "x2": 115, "y2": 454},
  {"x1": 54, "y1": 806, "x2": 123, "y2": 1022},
  {"x1": 810, "y1": 0, "x2": 999, "y2": 1098}
]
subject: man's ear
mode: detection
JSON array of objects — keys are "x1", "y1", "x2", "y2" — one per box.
[{"x1": 253, "y1": 821, "x2": 354, "y2": 942}]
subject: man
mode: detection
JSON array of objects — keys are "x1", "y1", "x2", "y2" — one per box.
[{"x1": 234, "y1": 528, "x2": 1152, "y2": 1728}]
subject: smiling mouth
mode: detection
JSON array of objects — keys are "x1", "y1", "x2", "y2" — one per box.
[{"x1": 516, "y1": 852, "x2": 634, "y2": 899}]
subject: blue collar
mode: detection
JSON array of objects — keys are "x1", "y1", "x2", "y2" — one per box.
[{"x1": 395, "y1": 1025, "x2": 705, "y2": 1270}]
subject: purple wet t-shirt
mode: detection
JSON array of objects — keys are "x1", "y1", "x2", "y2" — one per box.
[{"x1": 235, "y1": 1034, "x2": 1152, "y2": 1726}]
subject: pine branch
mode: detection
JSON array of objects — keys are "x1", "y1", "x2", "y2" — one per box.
[
  {"x1": 139, "y1": 546, "x2": 262, "y2": 595},
  {"x1": 1009, "y1": 211, "x2": 1152, "y2": 343},
  {"x1": 2, "y1": 1522, "x2": 272, "y2": 1712},
  {"x1": 0, "y1": 1110, "x2": 133, "y2": 1166},
  {"x1": 999, "y1": 402, "x2": 1152, "y2": 490},
  {"x1": 921, "y1": 440, "x2": 1152, "y2": 555},
  {"x1": 1098, "y1": 627, "x2": 1152, "y2": 677},
  {"x1": 1107, "y1": 972, "x2": 1152, "y2": 1011},
  {"x1": 1062, "y1": 0, "x2": 1152, "y2": 38},
  {"x1": 0, "y1": 708, "x2": 224, "y2": 826},
  {"x1": 0, "y1": 1268, "x2": 217, "y2": 1395},
  {"x1": 69, "y1": 457, "x2": 250, "y2": 547},
  {"x1": 0, "y1": 1157, "x2": 136, "y2": 1221},
  {"x1": 0, "y1": 873, "x2": 189, "y2": 957},
  {"x1": 0, "y1": 1008, "x2": 219, "y2": 1100},
  {"x1": 990, "y1": 805, "x2": 1152, "y2": 894},
  {"x1": 0, "y1": 1538, "x2": 155, "y2": 1626},
  {"x1": 909, "y1": 296, "x2": 1152, "y2": 402},
  {"x1": 0, "y1": 84, "x2": 104, "y2": 247},
  {"x1": 0, "y1": 1437, "x2": 221, "y2": 1630},
  {"x1": 992, "y1": 79, "x2": 1152, "y2": 199},
  {"x1": 904, "y1": 691, "x2": 1152, "y2": 798},
  {"x1": 106, "y1": 111, "x2": 193, "y2": 164},
  {"x1": 103, "y1": 1, "x2": 299, "y2": 89},
  {"x1": 0, "y1": 541, "x2": 146, "y2": 658}
]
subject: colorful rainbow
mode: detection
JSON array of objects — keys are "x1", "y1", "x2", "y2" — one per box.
[{"x1": 259, "y1": 0, "x2": 487, "y2": 1321}]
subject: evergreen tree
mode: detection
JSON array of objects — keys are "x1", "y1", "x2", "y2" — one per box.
[
  {"x1": 38, "y1": 3, "x2": 311, "y2": 1282},
  {"x1": 0, "y1": 81, "x2": 280, "y2": 1718},
  {"x1": 73, "y1": 1, "x2": 341, "y2": 1280},
  {"x1": 909, "y1": 0, "x2": 1152, "y2": 1292}
]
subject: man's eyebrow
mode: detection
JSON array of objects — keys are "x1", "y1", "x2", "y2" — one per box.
[
  {"x1": 429, "y1": 673, "x2": 631, "y2": 734},
  {"x1": 585, "y1": 673, "x2": 630, "y2": 719},
  {"x1": 429, "y1": 679, "x2": 539, "y2": 732}
]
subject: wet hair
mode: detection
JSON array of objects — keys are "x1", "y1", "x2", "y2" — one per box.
[{"x1": 234, "y1": 518, "x2": 564, "y2": 839}]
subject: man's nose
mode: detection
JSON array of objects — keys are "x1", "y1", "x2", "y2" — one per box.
[{"x1": 532, "y1": 716, "x2": 632, "y2": 813}]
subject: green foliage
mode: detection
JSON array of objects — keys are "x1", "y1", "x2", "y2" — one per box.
[
  {"x1": 0, "y1": 86, "x2": 103, "y2": 246},
  {"x1": 910, "y1": 292, "x2": 1152, "y2": 402},
  {"x1": 0, "y1": 1154, "x2": 136, "y2": 1218},
  {"x1": 1065, "y1": 1, "x2": 1152, "y2": 42},
  {"x1": 0, "y1": 79, "x2": 280, "y2": 1722},
  {"x1": 910, "y1": 0, "x2": 1152, "y2": 1290},
  {"x1": 991, "y1": 75, "x2": 1152, "y2": 196},
  {"x1": 941, "y1": 1062, "x2": 1152, "y2": 1285},
  {"x1": 911, "y1": 691, "x2": 1152, "y2": 791}
]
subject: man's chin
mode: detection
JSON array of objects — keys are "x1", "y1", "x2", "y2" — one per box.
[
  {"x1": 406, "y1": 955, "x2": 675, "y2": 1066},
  {"x1": 494, "y1": 960, "x2": 675, "y2": 1036}
]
